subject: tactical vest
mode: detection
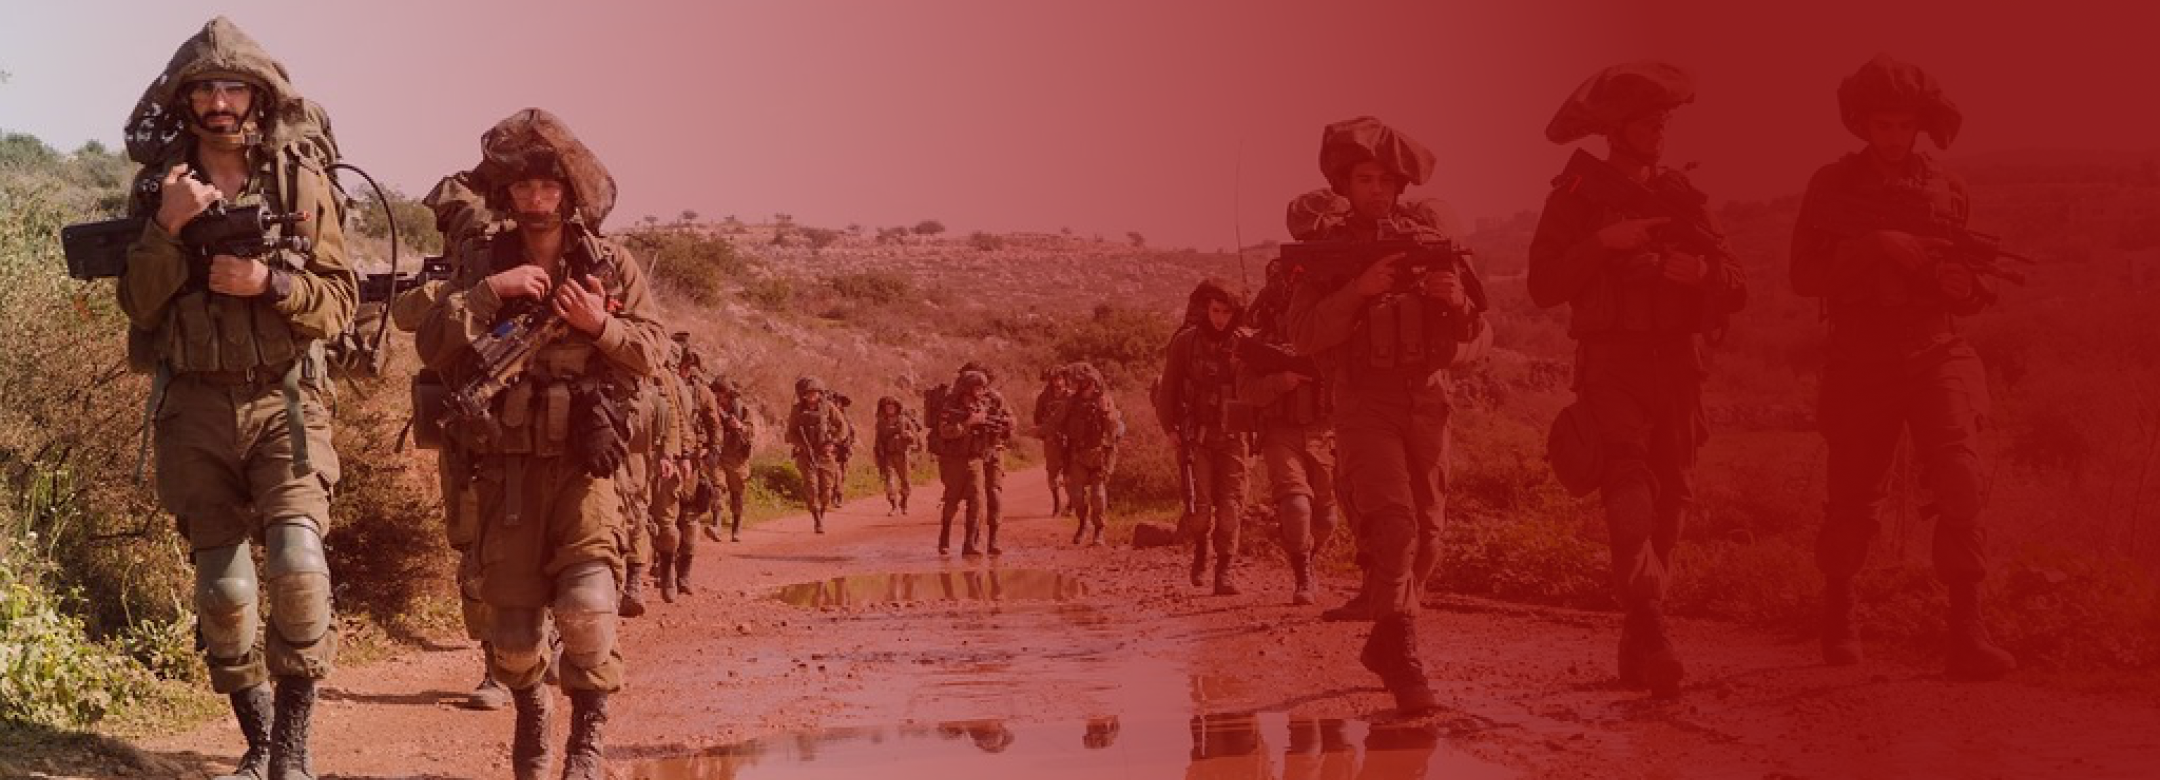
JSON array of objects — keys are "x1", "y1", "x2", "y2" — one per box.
[
  {"x1": 1063, "y1": 397, "x2": 1118, "y2": 452},
  {"x1": 875, "y1": 413, "x2": 918, "y2": 457},
  {"x1": 790, "y1": 401, "x2": 842, "y2": 454},
  {"x1": 445, "y1": 235, "x2": 627, "y2": 459},
  {"x1": 716, "y1": 400, "x2": 753, "y2": 463},
  {"x1": 1312, "y1": 213, "x2": 1478, "y2": 384},
  {"x1": 128, "y1": 146, "x2": 326, "y2": 377},
  {"x1": 1174, "y1": 328, "x2": 1239, "y2": 437},
  {"x1": 1821, "y1": 154, "x2": 1968, "y2": 318}
]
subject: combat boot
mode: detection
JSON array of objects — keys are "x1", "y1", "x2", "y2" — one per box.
[
  {"x1": 211, "y1": 684, "x2": 272, "y2": 780},
  {"x1": 1089, "y1": 522, "x2": 1106, "y2": 547},
  {"x1": 1945, "y1": 583, "x2": 2017, "y2": 681},
  {"x1": 560, "y1": 689, "x2": 610, "y2": 780},
  {"x1": 1189, "y1": 543, "x2": 1210, "y2": 588},
  {"x1": 1821, "y1": 578, "x2": 1862, "y2": 666},
  {"x1": 1291, "y1": 555, "x2": 1316, "y2": 606},
  {"x1": 1616, "y1": 613, "x2": 1644, "y2": 689},
  {"x1": 1321, "y1": 590, "x2": 1377, "y2": 622},
  {"x1": 510, "y1": 685, "x2": 553, "y2": 780},
  {"x1": 266, "y1": 676, "x2": 316, "y2": 780},
  {"x1": 655, "y1": 557, "x2": 677, "y2": 604},
  {"x1": 466, "y1": 645, "x2": 511, "y2": 710},
  {"x1": 1362, "y1": 614, "x2": 1440, "y2": 715},
  {"x1": 1213, "y1": 554, "x2": 1240, "y2": 596},
  {"x1": 702, "y1": 523, "x2": 723, "y2": 543},
  {"x1": 1634, "y1": 601, "x2": 1685, "y2": 699},
  {"x1": 987, "y1": 523, "x2": 1003, "y2": 557},
  {"x1": 1051, "y1": 492, "x2": 1063, "y2": 519},
  {"x1": 1073, "y1": 520, "x2": 1086, "y2": 546},
  {"x1": 618, "y1": 564, "x2": 648, "y2": 618},
  {"x1": 675, "y1": 554, "x2": 696, "y2": 596},
  {"x1": 937, "y1": 501, "x2": 956, "y2": 554}
]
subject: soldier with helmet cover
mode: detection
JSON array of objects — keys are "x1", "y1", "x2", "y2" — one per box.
[
  {"x1": 1034, "y1": 365, "x2": 1077, "y2": 517},
  {"x1": 786, "y1": 376, "x2": 852, "y2": 533},
  {"x1": 1156, "y1": 279, "x2": 1254, "y2": 595},
  {"x1": 873, "y1": 395, "x2": 926, "y2": 515},
  {"x1": 117, "y1": 17, "x2": 357, "y2": 779},
  {"x1": 647, "y1": 335, "x2": 707, "y2": 602},
  {"x1": 1528, "y1": 62, "x2": 1749, "y2": 698},
  {"x1": 703, "y1": 375, "x2": 759, "y2": 541},
  {"x1": 936, "y1": 368, "x2": 1014, "y2": 555},
  {"x1": 1791, "y1": 55, "x2": 2016, "y2": 681},
  {"x1": 1055, "y1": 363, "x2": 1125, "y2": 546},
  {"x1": 1285, "y1": 116, "x2": 1492, "y2": 716},
  {"x1": 416, "y1": 108, "x2": 667, "y2": 779}
]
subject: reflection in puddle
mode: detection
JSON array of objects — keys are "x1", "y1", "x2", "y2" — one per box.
[
  {"x1": 630, "y1": 713, "x2": 1514, "y2": 779},
  {"x1": 773, "y1": 570, "x2": 1086, "y2": 608}
]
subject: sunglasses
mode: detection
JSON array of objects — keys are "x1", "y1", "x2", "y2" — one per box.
[{"x1": 187, "y1": 80, "x2": 255, "y2": 100}]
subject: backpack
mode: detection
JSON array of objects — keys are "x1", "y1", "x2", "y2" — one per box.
[{"x1": 923, "y1": 383, "x2": 951, "y2": 457}]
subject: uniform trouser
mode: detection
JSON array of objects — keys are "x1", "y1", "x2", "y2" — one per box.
[
  {"x1": 1184, "y1": 437, "x2": 1251, "y2": 559},
  {"x1": 156, "y1": 375, "x2": 340, "y2": 693},
  {"x1": 1067, "y1": 449, "x2": 1112, "y2": 530},
  {"x1": 471, "y1": 454, "x2": 624, "y2": 692},
  {"x1": 938, "y1": 454, "x2": 985, "y2": 546},
  {"x1": 651, "y1": 462, "x2": 698, "y2": 562},
  {"x1": 1334, "y1": 390, "x2": 1449, "y2": 617},
  {"x1": 439, "y1": 448, "x2": 492, "y2": 642},
  {"x1": 1577, "y1": 337, "x2": 1703, "y2": 607},
  {"x1": 795, "y1": 453, "x2": 840, "y2": 516},
  {"x1": 1261, "y1": 422, "x2": 1338, "y2": 561},
  {"x1": 709, "y1": 459, "x2": 749, "y2": 533},
  {"x1": 832, "y1": 451, "x2": 853, "y2": 502},
  {"x1": 983, "y1": 450, "x2": 1007, "y2": 526},
  {"x1": 1818, "y1": 336, "x2": 1992, "y2": 585},
  {"x1": 1043, "y1": 442, "x2": 1068, "y2": 507},
  {"x1": 877, "y1": 450, "x2": 912, "y2": 506},
  {"x1": 614, "y1": 454, "x2": 652, "y2": 569}
]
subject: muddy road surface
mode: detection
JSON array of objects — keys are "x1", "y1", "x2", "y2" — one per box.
[{"x1": 109, "y1": 467, "x2": 2160, "y2": 778}]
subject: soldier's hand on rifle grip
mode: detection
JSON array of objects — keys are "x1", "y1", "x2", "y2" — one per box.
[
  {"x1": 487, "y1": 265, "x2": 550, "y2": 301},
  {"x1": 1354, "y1": 253, "x2": 1406, "y2": 298},
  {"x1": 1935, "y1": 261, "x2": 1978, "y2": 302},
  {"x1": 1596, "y1": 217, "x2": 1669, "y2": 251},
  {"x1": 1868, "y1": 230, "x2": 1946, "y2": 273},
  {"x1": 1659, "y1": 251, "x2": 1707, "y2": 287},
  {"x1": 206, "y1": 255, "x2": 270, "y2": 296},
  {"x1": 553, "y1": 275, "x2": 611, "y2": 337},
  {"x1": 1420, "y1": 268, "x2": 1468, "y2": 313},
  {"x1": 155, "y1": 164, "x2": 222, "y2": 236}
]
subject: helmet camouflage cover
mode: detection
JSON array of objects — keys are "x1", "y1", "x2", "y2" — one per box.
[
  {"x1": 1837, "y1": 53, "x2": 1962, "y2": 149},
  {"x1": 1544, "y1": 61, "x2": 1695, "y2": 145},
  {"x1": 1318, "y1": 116, "x2": 1434, "y2": 194},
  {"x1": 472, "y1": 108, "x2": 618, "y2": 229},
  {"x1": 124, "y1": 16, "x2": 332, "y2": 165}
]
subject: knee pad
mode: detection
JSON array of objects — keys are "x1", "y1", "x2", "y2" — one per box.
[
  {"x1": 491, "y1": 607, "x2": 548, "y2": 677},
  {"x1": 192, "y1": 542, "x2": 260, "y2": 660},
  {"x1": 263, "y1": 520, "x2": 332, "y2": 646},
  {"x1": 1276, "y1": 494, "x2": 1314, "y2": 525},
  {"x1": 553, "y1": 562, "x2": 619, "y2": 669}
]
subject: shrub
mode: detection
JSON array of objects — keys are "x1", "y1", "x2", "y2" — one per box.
[
  {"x1": 968, "y1": 231, "x2": 1005, "y2": 251},
  {"x1": 912, "y1": 219, "x2": 946, "y2": 236}
]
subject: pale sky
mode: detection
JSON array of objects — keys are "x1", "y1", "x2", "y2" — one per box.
[{"x1": 2, "y1": 0, "x2": 2149, "y2": 247}]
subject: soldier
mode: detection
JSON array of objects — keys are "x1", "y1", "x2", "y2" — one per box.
[
  {"x1": 391, "y1": 172, "x2": 515, "y2": 705},
  {"x1": 416, "y1": 108, "x2": 666, "y2": 779},
  {"x1": 1242, "y1": 259, "x2": 1341, "y2": 607},
  {"x1": 873, "y1": 396, "x2": 925, "y2": 515},
  {"x1": 961, "y1": 361, "x2": 1018, "y2": 536},
  {"x1": 1528, "y1": 63, "x2": 1749, "y2": 698},
  {"x1": 652, "y1": 337, "x2": 715, "y2": 601},
  {"x1": 702, "y1": 376, "x2": 757, "y2": 542},
  {"x1": 1285, "y1": 116, "x2": 1492, "y2": 715},
  {"x1": 1156, "y1": 279, "x2": 1253, "y2": 595},
  {"x1": 829, "y1": 391, "x2": 858, "y2": 508},
  {"x1": 935, "y1": 369, "x2": 1013, "y2": 555},
  {"x1": 613, "y1": 358, "x2": 660, "y2": 618},
  {"x1": 1056, "y1": 363, "x2": 1124, "y2": 546},
  {"x1": 117, "y1": 18, "x2": 356, "y2": 779},
  {"x1": 786, "y1": 376, "x2": 851, "y2": 533},
  {"x1": 1034, "y1": 366, "x2": 1076, "y2": 517},
  {"x1": 1791, "y1": 55, "x2": 2017, "y2": 680}
]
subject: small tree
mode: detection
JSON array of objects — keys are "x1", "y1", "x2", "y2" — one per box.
[
  {"x1": 968, "y1": 231, "x2": 1006, "y2": 251},
  {"x1": 679, "y1": 209, "x2": 699, "y2": 224},
  {"x1": 1127, "y1": 231, "x2": 1146, "y2": 248},
  {"x1": 913, "y1": 219, "x2": 946, "y2": 236}
]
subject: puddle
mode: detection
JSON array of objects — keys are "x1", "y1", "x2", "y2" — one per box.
[
  {"x1": 628, "y1": 713, "x2": 1516, "y2": 779},
  {"x1": 773, "y1": 570, "x2": 1087, "y2": 608}
]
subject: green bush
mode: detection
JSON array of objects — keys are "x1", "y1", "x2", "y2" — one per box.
[
  {"x1": 0, "y1": 523, "x2": 150, "y2": 728},
  {"x1": 620, "y1": 226, "x2": 750, "y2": 305},
  {"x1": 825, "y1": 271, "x2": 913, "y2": 305}
]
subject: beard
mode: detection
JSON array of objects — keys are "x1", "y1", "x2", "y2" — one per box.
[{"x1": 513, "y1": 209, "x2": 565, "y2": 231}]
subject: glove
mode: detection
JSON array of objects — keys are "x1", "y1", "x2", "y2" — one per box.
[{"x1": 571, "y1": 388, "x2": 629, "y2": 478}]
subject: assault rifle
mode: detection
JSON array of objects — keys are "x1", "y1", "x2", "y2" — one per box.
[
  {"x1": 1551, "y1": 148, "x2": 1726, "y2": 261},
  {"x1": 1805, "y1": 195, "x2": 2034, "y2": 286},
  {"x1": 1278, "y1": 238, "x2": 1489, "y2": 313},
  {"x1": 446, "y1": 299, "x2": 571, "y2": 420},
  {"x1": 60, "y1": 202, "x2": 312, "y2": 283},
  {"x1": 1233, "y1": 334, "x2": 1318, "y2": 379},
  {"x1": 358, "y1": 255, "x2": 454, "y2": 305},
  {"x1": 1175, "y1": 416, "x2": 1200, "y2": 517}
]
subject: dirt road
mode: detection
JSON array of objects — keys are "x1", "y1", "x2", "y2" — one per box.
[{"x1": 107, "y1": 466, "x2": 2160, "y2": 779}]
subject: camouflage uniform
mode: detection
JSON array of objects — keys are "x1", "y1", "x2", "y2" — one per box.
[
  {"x1": 829, "y1": 393, "x2": 857, "y2": 508},
  {"x1": 1791, "y1": 55, "x2": 2015, "y2": 680},
  {"x1": 1034, "y1": 371, "x2": 1075, "y2": 517},
  {"x1": 1155, "y1": 280, "x2": 1253, "y2": 594},
  {"x1": 704, "y1": 380, "x2": 757, "y2": 541},
  {"x1": 1055, "y1": 365, "x2": 1124, "y2": 546},
  {"x1": 1285, "y1": 117, "x2": 1492, "y2": 715},
  {"x1": 1529, "y1": 63, "x2": 1748, "y2": 697},
  {"x1": 613, "y1": 370, "x2": 658, "y2": 616},
  {"x1": 936, "y1": 371, "x2": 1013, "y2": 555},
  {"x1": 117, "y1": 18, "x2": 356, "y2": 778},
  {"x1": 416, "y1": 109, "x2": 665, "y2": 779},
  {"x1": 872, "y1": 397, "x2": 924, "y2": 515},
  {"x1": 785, "y1": 378, "x2": 851, "y2": 532}
]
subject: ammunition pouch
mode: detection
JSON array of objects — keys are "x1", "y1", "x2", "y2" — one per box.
[{"x1": 411, "y1": 369, "x2": 449, "y2": 450}]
